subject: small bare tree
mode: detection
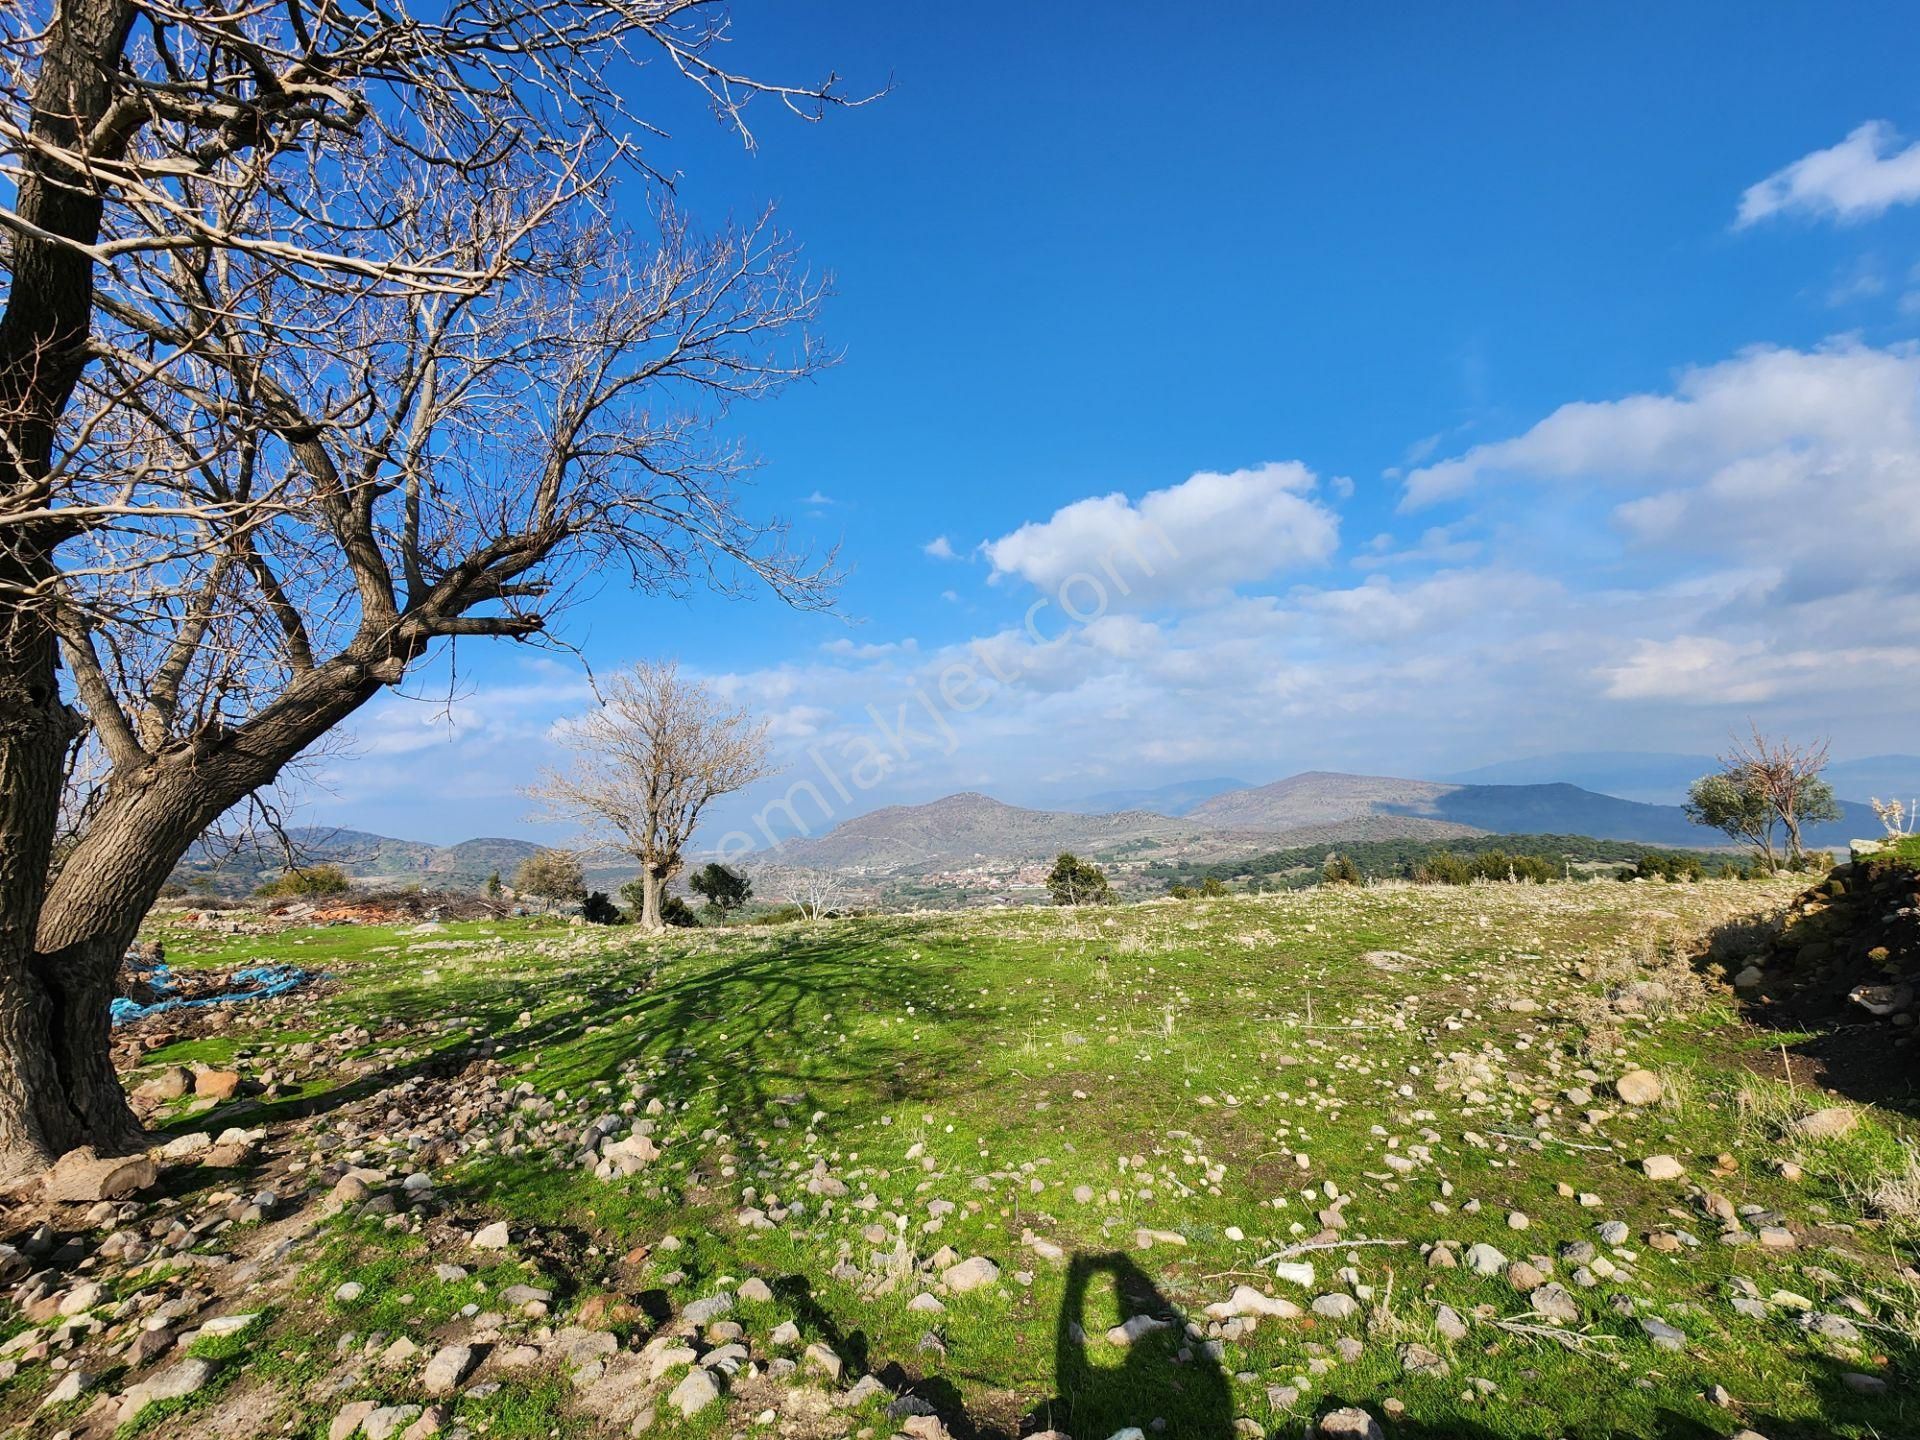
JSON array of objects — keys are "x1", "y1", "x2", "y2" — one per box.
[
  {"x1": 764, "y1": 866, "x2": 846, "y2": 922},
  {"x1": 531, "y1": 662, "x2": 772, "y2": 932},
  {"x1": 1871, "y1": 797, "x2": 1914, "y2": 840}
]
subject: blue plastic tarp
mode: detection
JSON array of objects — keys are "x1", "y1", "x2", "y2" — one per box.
[{"x1": 110, "y1": 961, "x2": 314, "y2": 1025}]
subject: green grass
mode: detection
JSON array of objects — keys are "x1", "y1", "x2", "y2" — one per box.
[{"x1": 105, "y1": 880, "x2": 1920, "y2": 1439}]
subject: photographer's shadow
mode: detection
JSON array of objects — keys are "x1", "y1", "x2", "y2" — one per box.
[{"x1": 1025, "y1": 1251, "x2": 1234, "y2": 1440}]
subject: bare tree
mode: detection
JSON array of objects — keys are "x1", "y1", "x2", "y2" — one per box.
[
  {"x1": 759, "y1": 864, "x2": 846, "y2": 922},
  {"x1": 531, "y1": 662, "x2": 772, "y2": 932},
  {"x1": 0, "y1": 0, "x2": 860, "y2": 1180}
]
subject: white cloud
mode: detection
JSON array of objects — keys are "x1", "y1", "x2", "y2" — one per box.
[
  {"x1": 980, "y1": 462, "x2": 1339, "y2": 609},
  {"x1": 1738, "y1": 121, "x2": 1920, "y2": 227},
  {"x1": 1401, "y1": 340, "x2": 1920, "y2": 603},
  {"x1": 1601, "y1": 635, "x2": 1920, "y2": 705},
  {"x1": 922, "y1": 535, "x2": 957, "y2": 560},
  {"x1": 820, "y1": 636, "x2": 918, "y2": 661}
]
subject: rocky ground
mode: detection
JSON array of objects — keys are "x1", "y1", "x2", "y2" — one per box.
[{"x1": 3, "y1": 873, "x2": 1916, "y2": 1440}]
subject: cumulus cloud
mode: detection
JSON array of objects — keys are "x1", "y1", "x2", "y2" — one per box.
[
  {"x1": 1401, "y1": 340, "x2": 1920, "y2": 604},
  {"x1": 980, "y1": 462, "x2": 1339, "y2": 608},
  {"x1": 1737, "y1": 121, "x2": 1920, "y2": 227},
  {"x1": 922, "y1": 535, "x2": 957, "y2": 560}
]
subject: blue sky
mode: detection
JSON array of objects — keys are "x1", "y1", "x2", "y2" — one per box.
[{"x1": 307, "y1": 2, "x2": 1920, "y2": 844}]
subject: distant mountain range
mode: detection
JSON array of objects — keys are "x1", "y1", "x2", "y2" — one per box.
[
  {"x1": 174, "y1": 751, "x2": 1907, "y2": 894},
  {"x1": 174, "y1": 826, "x2": 547, "y2": 896},
  {"x1": 1442, "y1": 751, "x2": 1920, "y2": 807},
  {"x1": 773, "y1": 792, "x2": 1279, "y2": 873},
  {"x1": 777, "y1": 768, "x2": 1878, "y2": 875}
]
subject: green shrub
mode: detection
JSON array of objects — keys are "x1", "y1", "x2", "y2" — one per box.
[
  {"x1": 255, "y1": 864, "x2": 350, "y2": 898},
  {"x1": 1047, "y1": 852, "x2": 1111, "y2": 906},
  {"x1": 581, "y1": 891, "x2": 624, "y2": 924},
  {"x1": 1321, "y1": 852, "x2": 1360, "y2": 886}
]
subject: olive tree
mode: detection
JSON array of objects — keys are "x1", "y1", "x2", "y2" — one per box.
[
  {"x1": 0, "y1": 0, "x2": 855, "y2": 1180},
  {"x1": 513, "y1": 850, "x2": 587, "y2": 910},
  {"x1": 1686, "y1": 730, "x2": 1842, "y2": 871}
]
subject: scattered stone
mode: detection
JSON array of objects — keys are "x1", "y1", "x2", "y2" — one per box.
[
  {"x1": 1317, "y1": 1407, "x2": 1385, "y2": 1440},
  {"x1": 1505, "y1": 1261, "x2": 1545, "y2": 1293},
  {"x1": 421, "y1": 1343, "x2": 475, "y2": 1394},
  {"x1": 942, "y1": 1256, "x2": 1000, "y2": 1293},
  {"x1": 44, "y1": 1147, "x2": 158, "y2": 1204},
  {"x1": 330, "y1": 1401, "x2": 378, "y2": 1440},
  {"x1": 363, "y1": 1404, "x2": 423, "y2": 1440},
  {"x1": 1531, "y1": 1284, "x2": 1579, "y2": 1322},
  {"x1": 1641, "y1": 1155, "x2": 1686, "y2": 1181},
  {"x1": 1639, "y1": 1317, "x2": 1686, "y2": 1352},
  {"x1": 601, "y1": 1133, "x2": 660, "y2": 1176},
  {"x1": 1465, "y1": 1243, "x2": 1506, "y2": 1276},
  {"x1": 1399, "y1": 1342, "x2": 1448, "y2": 1377},
  {"x1": 669, "y1": 1366, "x2": 722, "y2": 1416},
  {"x1": 119, "y1": 1357, "x2": 217, "y2": 1422},
  {"x1": 1312, "y1": 1293, "x2": 1360, "y2": 1320},
  {"x1": 194, "y1": 1068, "x2": 242, "y2": 1100},
  {"x1": 471, "y1": 1221, "x2": 511, "y2": 1250},
  {"x1": 41, "y1": 1369, "x2": 98, "y2": 1407}
]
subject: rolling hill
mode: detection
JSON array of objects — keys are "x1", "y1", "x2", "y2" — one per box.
[
  {"x1": 1444, "y1": 750, "x2": 1920, "y2": 808},
  {"x1": 774, "y1": 791, "x2": 1275, "y2": 873},
  {"x1": 173, "y1": 827, "x2": 547, "y2": 896},
  {"x1": 1058, "y1": 777, "x2": 1252, "y2": 817},
  {"x1": 1188, "y1": 770, "x2": 1871, "y2": 848}
]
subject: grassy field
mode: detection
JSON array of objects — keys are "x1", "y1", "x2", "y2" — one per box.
[{"x1": 88, "y1": 877, "x2": 1918, "y2": 1440}]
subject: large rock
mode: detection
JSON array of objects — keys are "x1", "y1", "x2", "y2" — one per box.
[
  {"x1": 118, "y1": 1357, "x2": 216, "y2": 1422},
  {"x1": 669, "y1": 1366, "x2": 721, "y2": 1416},
  {"x1": 193, "y1": 1069, "x2": 242, "y2": 1100},
  {"x1": 421, "y1": 1343, "x2": 475, "y2": 1395},
  {"x1": 1615, "y1": 1069, "x2": 1663, "y2": 1106},
  {"x1": 941, "y1": 1256, "x2": 1000, "y2": 1293},
  {"x1": 1318, "y1": 1408, "x2": 1385, "y2": 1440},
  {"x1": 133, "y1": 1066, "x2": 193, "y2": 1104},
  {"x1": 600, "y1": 1133, "x2": 660, "y2": 1177},
  {"x1": 45, "y1": 1147, "x2": 158, "y2": 1204}
]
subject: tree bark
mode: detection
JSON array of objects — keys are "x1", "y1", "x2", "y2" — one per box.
[
  {"x1": 0, "y1": 599, "x2": 85, "y2": 1180},
  {"x1": 0, "y1": 0, "x2": 140, "y2": 1184},
  {"x1": 22, "y1": 655, "x2": 395, "y2": 1168},
  {"x1": 637, "y1": 862, "x2": 666, "y2": 933}
]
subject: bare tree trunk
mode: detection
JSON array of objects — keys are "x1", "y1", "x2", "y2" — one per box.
[
  {"x1": 0, "y1": 0, "x2": 140, "y2": 1183},
  {"x1": 23, "y1": 659, "x2": 391, "y2": 1164},
  {"x1": 35, "y1": 766, "x2": 228, "y2": 1153},
  {"x1": 638, "y1": 863, "x2": 666, "y2": 933}
]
